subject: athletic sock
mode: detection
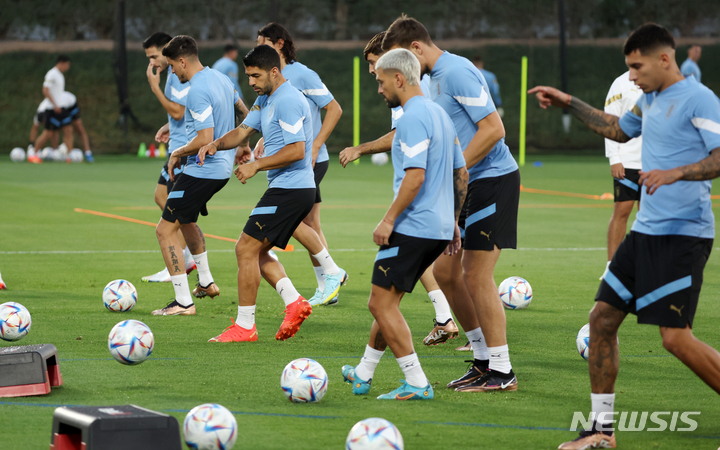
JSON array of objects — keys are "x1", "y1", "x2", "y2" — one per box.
[
  {"x1": 184, "y1": 246, "x2": 195, "y2": 264},
  {"x1": 466, "y1": 327, "x2": 490, "y2": 362},
  {"x1": 193, "y1": 251, "x2": 213, "y2": 286},
  {"x1": 488, "y1": 344, "x2": 513, "y2": 375},
  {"x1": 171, "y1": 274, "x2": 193, "y2": 307},
  {"x1": 397, "y1": 353, "x2": 428, "y2": 388},
  {"x1": 312, "y1": 248, "x2": 340, "y2": 276},
  {"x1": 591, "y1": 393, "x2": 616, "y2": 434},
  {"x1": 236, "y1": 305, "x2": 256, "y2": 329},
  {"x1": 355, "y1": 345, "x2": 384, "y2": 381},
  {"x1": 313, "y1": 266, "x2": 326, "y2": 291},
  {"x1": 428, "y1": 289, "x2": 453, "y2": 323},
  {"x1": 276, "y1": 277, "x2": 301, "y2": 306}
]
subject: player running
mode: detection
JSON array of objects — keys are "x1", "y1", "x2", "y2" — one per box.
[
  {"x1": 529, "y1": 23, "x2": 720, "y2": 449},
  {"x1": 341, "y1": 49, "x2": 467, "y2": 400},
  {"x1": 150, "y1": 35, "x2": 243, "y2": 316},
  {"x1": 201, "y1": 45, "x2": 344, "y2": 342},
  {"x1": 383, "y1": 15, "x2": 520, "y2": 392},
  {"x1": 255, "y1": 23, "x2": 347, "y2": 306}
]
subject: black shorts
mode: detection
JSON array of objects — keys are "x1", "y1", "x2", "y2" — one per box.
[
  {"x1": 44, "y1": 108, "x2": 73, "y2": 130},
  {"x1": 596, "y1": 231, "x2": 713, "y2": 328},
  {"x1": 372, "y1": 232, "x2": 448, "y2": 293},
  {"x1": 161, "y1": 174, "x2": 228, "y2": 224},
  {"x1": 313, "y1": 160, "x2": 329, "y2": 203},
  {"x1": 243, "y1": 188, "x2": 316, "y2": 249},
  {"x1": 614, "y1": 169, "x2": 641, "y2": 202},
  {"x1": 66, "y1": 103, "x2": 81, "y2": 121},
  {"x1": 157, "y1": 157, "x2": 188, "y2": 190},
  {"x1": 463, "y1": 169, "x2": 520, "y2": 251},
  {"x1": 34, "y1": 111, "x2": 47, "y2": 126}
]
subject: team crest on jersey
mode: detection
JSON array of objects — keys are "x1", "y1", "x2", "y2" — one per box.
[
  {"x1": 250, "y1": 105, "x2": 261, "y2": 112},
  {"x1": 267, "y1": 104, "x2": 276, "y2": 119},
  {"x1": 665, "y1": 101, "x2": 678, "y2": 119}
]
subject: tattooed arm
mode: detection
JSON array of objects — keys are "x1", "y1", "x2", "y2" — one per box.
[
  {"x1": 197, "y1": 123, "x2": 257, "y2": 165},
  {"x1": 445, "y1": 166, "x2": 469, "y2": 256},
  {"x1": 639, "y1": 148, "x2": 720, "y2": 195},
  {"x1": 528, "y1": 86, "x2": 631, "y2": 143}
]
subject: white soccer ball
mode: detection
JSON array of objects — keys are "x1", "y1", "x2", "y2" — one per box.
[
  {"x1": 40, "y1": 147, "x2": 54, "y2": 161},
  {"x1": 52, "y1": 149, "x2": 64, "y2": 161},
  {"x1": 498, "y1": 276, "x2": 533, "y2": 309},
  {"x1": 10, "y1": 147, "x2": 25, "y2": 162},
  {"x1": 102, "y1": 279, "x2": 137, "y2": 312},
  {"x1": 371, "y1": 152, "x2": 389, "y2": 166},
  {"x1": 576, "y1": 323, "x2": 618, "y2": 361},
  {"x1": 108, "y1": 320, "x2": 154, "y2": 365},
  {"x1": 183, "y1": 403, "x2": 238, "y2": 450},
  {"x1": 69, "y1": 149, "x2": 83, "y2": 163},
  {"x1": 0, "y1": 302, "x2": 32, "y2": 341},
  {"x1": 346, "y1": 418, "x2": 404, "y2": 450},
  {"x1": 280, "y1": 358, "x2": 328, "y2": 403}
]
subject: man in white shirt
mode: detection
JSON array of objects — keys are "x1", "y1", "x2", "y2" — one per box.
[
  {"x1": 40, "y1": 55, "x2": 74, "y2": 153},
  {"x1": 603, "y1": 71, "x2": 642, "y2": 277}
]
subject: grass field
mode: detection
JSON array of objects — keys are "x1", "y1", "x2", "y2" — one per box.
[{"x1": 1, "y1": 154, "x2": 719, "y2": 449}]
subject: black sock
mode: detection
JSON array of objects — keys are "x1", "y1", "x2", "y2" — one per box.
[{"x1": 474, "y1": 359, "x2": 489, "y2": 371}]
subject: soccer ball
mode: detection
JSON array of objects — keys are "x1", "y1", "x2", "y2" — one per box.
[
  {"x1": 371, "y1": 152, "x2": 389, "y2": 166},
  {"x1": 498, "y1": 276, "x2": 533, "y2": 309},
  {"x1": 10, "y1": 147, "x2": 25, "y2": 162},
  {"x1": 280, "y1": 358, "x2": 328, "y2": 403},
  {"x1": 0, "y1": 302, "x2": 32, "y2": 341},
  {"x1": 576, "y1": 323, "x2": 619, "y2": 361},
  {"x1": 346, "y1": 418, "x2": 404, "y2": 450},
  {"x1": 183, "y1": 403, "x2": 238, "y2": 450},
  {"x1": 69, "y1": 149, "x2": 84, "y2": 163},
  {"x1": 40, "y1": 147, "x2": 54, "y2": 161},
  {"x1": 108, "y1": 320, "x2": 154, "y2": 365},
  {"x1": 102, "y1": 279, "x2": 137, "y2": 312}
]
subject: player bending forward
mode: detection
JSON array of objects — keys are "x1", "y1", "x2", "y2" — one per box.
[
  {"x1": 529, "y1": 23, "x2": 720, "y2": 449},
  {"x1": 203, "y1": 45, "x2": 344, "y2": 342},
  {"x1": 342, "y1": 49, "x2": 468, "y2": 400}
]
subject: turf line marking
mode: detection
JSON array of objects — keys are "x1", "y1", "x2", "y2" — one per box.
[
  {"x1": 417, "y1": 420, "x2": 568, "y2": 431},
  {"x1": 59, "y1": 357, "x2": 191, "y2": 362},
  {"x1": 164, "y1": 408, "x2": 338, "y2": 419},
  {"x1": 520, "y1": 186, "x2": 609, "y2": 200}
]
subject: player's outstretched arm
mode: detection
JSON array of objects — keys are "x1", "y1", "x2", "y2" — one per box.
[
  {"x1": 339, "y1": 130, "x2": 395, "y2": 168},
  {"x1": 373, "y1": 168, "x2": 425, "y2": 246},
  {"x1": 528, "y1": 86, "x2": 631, "y2": 143},
  {"x1": 639, "y1": 148, "x2": 720, "y2": 195},
  {"x1": 198, "y1": 123, "x2": 257, "y2": 165},
  {"x1": 167, "y1": 128, "x2": 214, "y2": 179},
  {"x1": 235, "y1": 141, "x2": 304, "y2": 184},
  {"x1": 312, "y1": 100, "x2": 343, "y2": 164}
]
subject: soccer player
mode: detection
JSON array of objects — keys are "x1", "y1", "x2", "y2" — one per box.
[
  {"x1": 30, "y1": 91, "x2": 94, "y2": 163},
  {"x1": 212, "y1": 44, "x2": 244, "y2": 103},
  {"x1": 341, "y1": 48, "x2": 468, "y2": 400},
  {"x1": 528, "y1": 23, "x2": 720, "y2": 449},
  {"x1": 680, "y1": 44, "x2": 701, "y2": 82},
  {"x1": 383, "y1": 16, "x2": 520, "y2": 392},
  {"x1": 202, "y1": 45, "x2": 344, "y2": 342},
  {"x1": 473, "y1": 55, "x2": 503, "y2": 118},
  {"x1": 603, "y1": 71, "x2": 642, "y2": 278},
  {"x1": 150, "y1": 35, "x2": 242, "y2": 316},
  {"x1": 255, "y1": 23, "x2": 347, "y2": 306},
  {"x1": 339, "y1": 31, "x2": 460, "y2": 347},
  {"x1": 40, "y1": 55, "x2": 74, "y2": 153}
]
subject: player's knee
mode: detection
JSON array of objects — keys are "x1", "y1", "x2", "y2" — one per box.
[
  {"x1": 661, "y1": 328, "x2": 687, "y2": 356},
  {"x1": 589, "y1": 303, "x2": 619, "y2": 336}
]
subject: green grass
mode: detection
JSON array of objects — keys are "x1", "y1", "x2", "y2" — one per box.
[{"x1": 1, "y1": 154, "x2": 719, "y2": 449}]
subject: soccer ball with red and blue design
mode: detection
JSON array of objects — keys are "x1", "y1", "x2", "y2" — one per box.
[
  {"x1": 498, "y1": 276, "x2": 533, "y2": 309},
  {"x1": 346, "y1": 417, "x2": 404, "y2": 450},
  {"x1": 576, "y1": 323, "x2": 591, "y2": 360},
  {"x1": 0, "y1": 302, "x2": 32, "y2": 341},
  {"x1": 107, "y1": 320, "x2": 154, "y2": 365},
  {"x1": 102, "y1": 279, "x2": 137, "y2": 312},
  {"x1": 280, "y1": 358, "x2": 328, "y2": 403},
  {"x1": 183, "y1": 403, "x2": 237, "y2": 450}
]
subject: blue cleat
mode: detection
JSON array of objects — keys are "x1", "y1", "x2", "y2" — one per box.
[
  {"x1": 307, "y1": 288, "x2": 324, "y2": 306},
  {"x1": 84, "y1": 151, "x2": 94, "y2": 162},
  {"x1": 320, "y1": 269, "x2": 348, "y2": 305},
  {"x1": 377, "y1": 380, "x2": 434, "y2": 400},
  {"x1": 342, "y1": 365, "x2": 372, "y2": 395}
]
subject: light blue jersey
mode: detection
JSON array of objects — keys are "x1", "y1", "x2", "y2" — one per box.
[
  {"x1": 164, "y1": 71, "x2": 189, "y2": 152},
  {"x1": 391, "y1": 96, "x2": 466, "y2": 240},
  {"x1": 479, "y1": 68, "x2": 502, "y2": 107},
  {"x1": 390, "y1": 75, "x2": 431, "y2": 130},
  {"x1": 429, "y1": 52, "x2": 517, "y2": 182},
  {"x1": 183, "y1": 68, "x2": 239, "y2": 180},
  {"x1": 243, "y1": 81, "x2": 315, "y2": 189},
  {"x1": 619, "y1": 77, "x2": 720, "y2": 238},
  {"x1": 680, "y1": 58, "x2": 701, "y2": 83},
  {"x1": 212, "y1": 56, "x2": 243, "y2": 99},
  {"x1": 282, "y1": 61, "x2": 334, "y2": 164}
]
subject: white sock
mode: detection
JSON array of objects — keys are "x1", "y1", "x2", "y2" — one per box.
[
  {"x1": 313, "y1": 266, "x2": 326, "y2": 291},
  {"x1": 466, "y1": 327, "x2": 489, "y2": 361},
  {"x1": 356, "y1": 345, "x2": 385, "y2": 381},
  {"x1": 488, "y1": 344, "x2": 512, "y2": 374},
  {"x1": 236, "y1": 305, "x2": 256, "y2": 329},
  {"x1": 591, "y1": 393, "x2": 616, "y2": 429},
  {"x1": 171, "y1": 274, "x2": 193, "y2": 307},
  {"x1": 184, "y1": 246, "x2": 194, "y2": 264},
  {"x1": 193, "y1": 251, "x2": 213, "y2": 286},
  {"x1": 312, "y1": 248, "x2": 340, "y2": 276},
  {"x1": 397, "y1": 353, "x2": 428, "y2": 388},
  {"x1": 276, "y1": 277, "x2": 301, "y2": 306},
  {"x1": 428, "y1": 289, "x2": 453, "y2": 323}
]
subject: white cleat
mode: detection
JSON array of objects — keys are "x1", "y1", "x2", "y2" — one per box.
[{"x1": 142, "y1": 267, "x2": 171, "y2": 283}]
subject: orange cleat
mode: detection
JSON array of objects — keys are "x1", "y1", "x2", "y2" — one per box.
[
  {"x1": 275, "y1": 297, "x2": 312, "y2": 341},
  {"x1": 208, "y1": 319, "x2": 258, "y2": 342}
]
